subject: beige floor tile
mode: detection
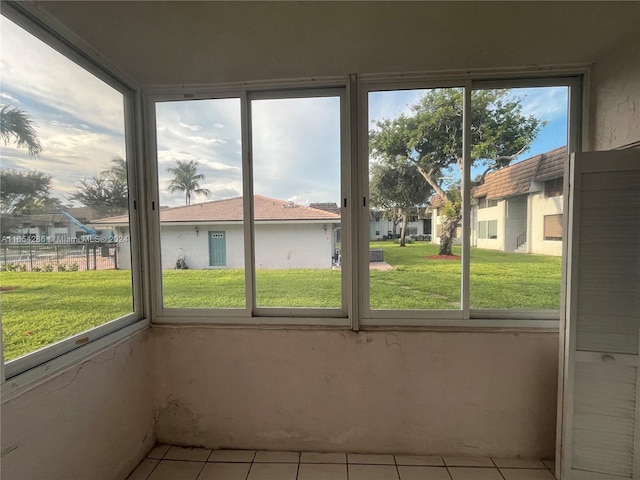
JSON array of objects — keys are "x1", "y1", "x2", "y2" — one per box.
[
  {"x1": 448, "y1": 467, "x2": 503, "y2": 480},
  {"x1": 492, "y1": 458, "x2": 545, "y2": 468},
  {"x1": 247, "y1": 463, "x2": 299, "y2": 480},
  {"x1": 198, "y1": 462, "x2": 251, "y2": 480},
  {"x1": 254, "y1": 450, "x2": 300, "y2": 463},
  {"x1": 164, "y1": 446, "x2": 212, "y2": 462},
  {"x1": 147, "y1": 444, "x2": 171, "y2": 460},
  {"x1": 297, "y1": 463, "x2": 348, "y2": 480},
  {"x1": 348, "y1": 464, "x2": 400, "y2": 480},
  {"x1": 127, "y1": 458, "x2": 159, "y2": 480},
  {"x1": 398, "y1": 465, "x2": 452, "y2": 480},
  {"x1": 209, "y1": 449, "x2": 256, "y2": 462},
  {"x1": 147, "y1": 460, "x2": 204, "y2": 480},
  {"x1": 300, "y1": 451, "x2": 347, "y2": 464},
  {"x1": 395, "y1": 455, "x2": 444, "y2": 466},
  {"x1": 500, "y1": 468, "x2": 556, "y2": 480},
  {"x1": 348, "y1": 453, "x2": 396, "y2": 465},
  {"x1": 443, "y1": 457, "x2": 495, "y2": 467}
]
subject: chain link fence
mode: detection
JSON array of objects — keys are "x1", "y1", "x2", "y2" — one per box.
[{"x1": 1, "y1": 243, "x2": 118, "y2": 272}]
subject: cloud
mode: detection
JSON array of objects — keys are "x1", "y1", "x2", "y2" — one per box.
[
  {"x1": 178, "y1": 122, "x2": 202, "y2": 132},
  {"x1": 1, "y1": 16, "x2": 126, "y2": 205},
  {"x1": 508, "y1": 86, "x2": 569, "y2": 122},
  {"x1": 251, "y1": 96, "x2": 341, "y2": 205}
]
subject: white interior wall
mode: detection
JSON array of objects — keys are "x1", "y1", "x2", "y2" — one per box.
[
  {"x1": 0, "y1": 330, "x2": 155, "y2": 480},
  {"x1": 153, "y1": 328, "x2": 559, "y2": 459},
  {"x1": 589, "y1": 33, "x2": 640, "y2": 150}
]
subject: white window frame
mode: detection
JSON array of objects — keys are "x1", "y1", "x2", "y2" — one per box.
[
  {"x1": 145, "y1": 81, "x2": 352, "y2": 327},
  {"x1": 1, "y1": 5, "x2": 148, "y2": 383},
  {"x1": 359, "y1": 74, "x2": 583, "y2": 328}
]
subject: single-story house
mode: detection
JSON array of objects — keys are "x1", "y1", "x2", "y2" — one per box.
[
  {"x1": 471, "y1": 146, "x2": 566, "y2": 255},
  {"x1": 430, "y1": 146, "x2": 566, "y2": 255},
  {"x1": 93, "y1": 195, "x2": 341, "y2": 269},
  {"x1": 4, "y1": 207, "x2": 98, "y2": 242}
]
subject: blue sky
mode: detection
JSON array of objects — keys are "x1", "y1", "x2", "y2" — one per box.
[{"x1": 1, "y1": 16, "x2": 568, "y2": 210}]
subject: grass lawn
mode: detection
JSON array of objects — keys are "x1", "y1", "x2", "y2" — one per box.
[{"x1": 1, "y1": 242, "x2": 561, "y2": 361}]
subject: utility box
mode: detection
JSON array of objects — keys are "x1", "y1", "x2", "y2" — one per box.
[{"x1": 370, "y1": 249, "x2": 384, "y2": 262}]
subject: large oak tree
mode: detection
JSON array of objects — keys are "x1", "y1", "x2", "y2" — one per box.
[{"x1": 370, "y1": 89, "x2": 543, "y2": 255}]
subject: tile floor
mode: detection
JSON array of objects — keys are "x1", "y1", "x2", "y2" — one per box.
[{"x1": 127, "y1": 445, "x2": 557, "y2": 480}]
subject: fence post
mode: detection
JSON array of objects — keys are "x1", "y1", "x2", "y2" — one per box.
[
  {"x1": 29, "y1": 244, "x2": 33, "y2": 271},
  {"x1": 85, "y1": 245, "x2": 90, "y2": 271},
  {"x1": 93, "y1": 245, "x2": 97, "y2": 270},
  {"x1": 56, "y1": 244, "x2": 60, "y2": 263}
]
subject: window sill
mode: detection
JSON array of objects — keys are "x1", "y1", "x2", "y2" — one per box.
[{"x1": 1, "y1": 319, "x2": 150, "y2": 402}]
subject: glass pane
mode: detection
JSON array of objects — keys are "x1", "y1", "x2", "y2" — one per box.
[
  {"x1": 368, "y1": 88, "x2": 463, "y2": 310},
  {"x1": 1, "y1": 17, "x2": 133, "y2": 361},
  {"x1": 251, "y1": 96, "x2": 342, "y2": 308},
  {"x1": 469, "y1": 86, "x2": 568, "y2": 310},
  {"x1": 155, "y1": 98, "x2": 244, "y2": 308}
]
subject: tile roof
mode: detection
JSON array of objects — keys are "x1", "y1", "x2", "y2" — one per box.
[
  {"x1": 309, "y1": 202, "x2": 341, "y2": 215},
  {"x1": 93, "y1": 195, "x2": 341, "y2": 225},
  {"x1": 472, "y1": 146, "x2": 567, "y2": 200},
  {"x1": 429, "y1": 147, "x2": 567, "y2": 207}
]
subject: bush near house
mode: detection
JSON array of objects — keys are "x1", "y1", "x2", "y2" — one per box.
[{"x1": 1, "y1": 243, "x2": 561, "y2": 360}]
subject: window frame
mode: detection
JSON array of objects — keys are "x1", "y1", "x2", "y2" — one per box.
[
  {"x1": 145, "y1": 83, "x2": 352, "y2": 326},
  {"x1": 1, "y1": 5, "x2": 148, "y2": 382},
  {"x1": 359, "y1": 74, "x2": 583, "y2": 327}
]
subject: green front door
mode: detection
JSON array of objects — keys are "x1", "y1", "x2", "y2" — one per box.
[{"x1": 208, "y1": 231, "x2": 226, "y2": 266}]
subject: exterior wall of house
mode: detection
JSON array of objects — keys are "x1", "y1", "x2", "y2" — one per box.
[
  {"x1": 472, "y1": 193, "x2": 563, "y2": 256},
  {"x1": 115, "y1": 222, "x2": 336, "y2": 270},
  {"x1": 161, "y1": 224, "x2": 245, "y2": 270},
  {"x1": 530, "y1": 192, "x2": 564, "y2": 256},
  {"x1": 255, "y1": 223, "x2": 335, "y2": 269},
  {"x1": 154, "y1": 327, "x2": 559, "y2": 459},
  {"x1": 0, "y1": 330, "x2": 155, "y2": 480},
  {"x1": 370, "y1": 218, "x2": 428, "y2": 241},
  {"x1": 504, "y1": 196, "x2": 528, "y2": 252},
  {"x1": 590, "y1": 33, "x2": 640, "y2": 150},
  {"x1": 475, "y1": 204, "x2": 503, "y2": 251}
]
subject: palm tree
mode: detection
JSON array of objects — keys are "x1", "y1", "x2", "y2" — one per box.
[
  {"x1": 0, "y1": 104, "x2": 43, "y2": 156},
  {"x1": 166, "y1": 160, "x2": 210, "y2": 205}
]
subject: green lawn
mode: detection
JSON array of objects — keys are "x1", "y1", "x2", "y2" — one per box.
[{"x1": 1, "y1": 242, "x2": 561, "y2": 361}]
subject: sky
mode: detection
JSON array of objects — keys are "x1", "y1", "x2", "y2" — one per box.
[{"x1": 1, "y1": 16, "x2": 567, "y2": 211}]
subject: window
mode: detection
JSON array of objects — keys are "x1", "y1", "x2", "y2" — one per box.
[
  {"x1": 470, "y1": 85, "x2": 569, "y2": 311},
  {"x1": 155, "y1": 98, "x2": 245, "y2": 309},
  {"x1": 544, "y1": 214, "x2": 563, "y2": 241},
  {"x1": 478, "y1": 197, "x2": 498, "y2": 209},
  {"x1": 152, "y1": 90, "x2": 346, "y2": 318},
  {"x1": 544, "y1": 177, "x2": 564, "y2": 197},
  {"x1": 251, "y1": 95, "x2": 343, "y2": 310},
  {"x1": 367, "y1": 87, "x2": 463, "y2": 312},
  {"x1": 478, "y1": 220, "x2": 498, "y2": 239},
  {"x1": 1, "y1": 15, "x2": 140, "y2": 374}
]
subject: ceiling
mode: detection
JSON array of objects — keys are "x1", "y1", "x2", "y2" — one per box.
[{"x1": 14, "y1": 1, "x2": 640, "y2": 87}]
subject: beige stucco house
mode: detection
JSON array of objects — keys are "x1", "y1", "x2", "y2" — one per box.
[{"x1": 430, "y1": 147, "x2": 566, "y2": 256}]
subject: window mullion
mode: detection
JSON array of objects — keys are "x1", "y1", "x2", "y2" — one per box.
[
  {"x1": 461, "y1": 82, "x2": 472, "y2": 319},
  {"x1": 242, "y1": 92, "x2": 256, "y2": 315}
]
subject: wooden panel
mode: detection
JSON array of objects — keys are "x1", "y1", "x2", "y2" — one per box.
[
  {"x1": 577, "y1": 315, "x2": 639, "y2": 354},
  {"x1": 575, "y1": 170, "x2": 640, "y2": 354},
  {"x1": 572, "y1": 362, "x2": 637, "y2": 477}
]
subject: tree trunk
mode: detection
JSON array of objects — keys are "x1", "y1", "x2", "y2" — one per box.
[
  {"x1": 439, "y1": 214, "x2": 461, "y2": 256},
  {"x1": 399, "y1": 212, "x2": 409, "y2": 247}
]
